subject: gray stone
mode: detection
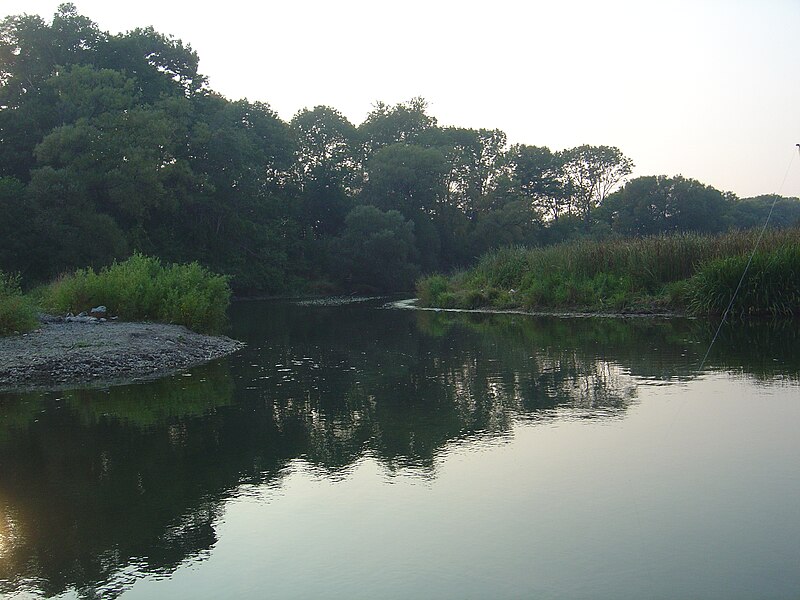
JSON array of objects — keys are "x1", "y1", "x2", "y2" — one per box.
[{"x1": 90, "y1": 305, "x2": 107, "y2": 318}]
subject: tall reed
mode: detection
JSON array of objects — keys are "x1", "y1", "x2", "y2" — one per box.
[
  {"x1": 417, "y1": 228, "x2": 800, "y2": 314},
  {"x1": 686, "y1": 245, "x2": 800, "y2": 316}
]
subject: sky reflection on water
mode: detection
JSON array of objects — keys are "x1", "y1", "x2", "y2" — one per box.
[{"x1": 0, "y1": 300, "x2": 798, "y2": 599}]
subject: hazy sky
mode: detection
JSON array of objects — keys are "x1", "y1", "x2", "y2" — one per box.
[{"x1": 3, "y1": 0, "x2": 799, "y2": 197}]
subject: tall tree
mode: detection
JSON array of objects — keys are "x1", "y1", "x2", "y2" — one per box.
[
  {"x1": 602, "y1": 175, "x2": 730, "y2": 235},
  {"x1": 329, "y1": 205, "x2": 419, "y2": 292},
  {"x1": 364, "y1": 143, "x2": 447, "y2": 218},
  {"x1": 506, "y1": 144, "x2": 569, "y2": 221},
  {"x1": 290, "y1": 106, "x2": 361, "y2": 236},
  {"x1": 560, "y1": 144, "x2": 633, "y2": 230},
  {"x1": 729, "y1": 194, "x2": 800, "y2": 230},
  {"x1": 166, "y1": 94, "x2": 297, "y2": 291},
  {"x1": 438, "y1": 127, "x2": 507, "y2": 219},
  {"x1": 359, "y1": 97, "x2": 436, "y2": 156},
  {"x1": 97, "y1": 26, "x2": 205, "y2": 102},
  {"x1": 0, "y1": 4, "x2": 103, "y2": 180}
]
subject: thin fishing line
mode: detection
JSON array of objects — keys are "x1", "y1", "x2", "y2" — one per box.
[{"x1": 697, "y1": 146, "x2": 799, "y2": 371}]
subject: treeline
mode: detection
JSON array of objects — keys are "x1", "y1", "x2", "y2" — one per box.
[{"x1": 1, "y1": 4, "x2": 799, "y2": 293}]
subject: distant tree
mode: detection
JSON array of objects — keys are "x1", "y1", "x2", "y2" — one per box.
[
  {"x1": 291, "y1": 106, "x2": 361, "y2": 191},
  {"x1": 0, "y1": 177, "x2": 36, "y2": 275},
  {"x1": 359, "y1": 97, "x2": 436, "y2": 156},
  {"x1": 0, "y1": 5, "x2": 104, "y2": 179},
  {"x1": 47, "y1": 64, "x2": 138, "y2": 123},
  {"x1": 165, "y1": 94, "x2": 297, "y2": 291},
  {"x1": 729, "y1": 194, "x2": 800, "y2": 230},
  {"x1": 601, "y1": 175, "x2": 730, "y2": 235},
  {"x1": 364, "y1": 143, "x2": 448, "y2": 218},
  {"x1": 561, "y1": 145, "x2": 633, "y2": 230},
  {"x1": 97, "y1": 26, "x2": 205, "y2": 101},
  {"x1": 438, "y1": 127, "x2": 507, "y2": 219},
  {"x1": 23, "y1": 167, "x2": 128, "y2": 280},
  {"x1": 471, "y1": 200, "x2": 541, "y2": 256},
  {"x1": 33, "y1": 97, "x2": 189, "y2": 230},
  {"x1": 330, "y1": 205, "x2": 419, "y2": 291},
  {"x1": 505, "y1": 144, "x2": 569, "y2": 221},
  {"x1": 290, "y1": 106, "x2": 361, "y2": 236},
  {"x1": 0, "y1": 4, "x2": 101, "y2": 103}
]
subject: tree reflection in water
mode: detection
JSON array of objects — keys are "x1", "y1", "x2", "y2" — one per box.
[{"x1": 0, "y1": 300, "x2": 797, "y2": 598}]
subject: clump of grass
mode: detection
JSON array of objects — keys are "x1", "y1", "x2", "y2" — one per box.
[
  {"x1": 0, "y1": 271, "x2": 38, "y2": 336},
  {"x1": 417, "y1": 274, "x2": 452, "y2": 306},
  {"x1": 41, "y1": 253, "x2": 232, "y2": 333},
  {"x1": 417, "y1": 228, "x2": 800, "y2": 315},
  {"x1": 686, "y1": 245, "x2": 800, "y2": 317}
]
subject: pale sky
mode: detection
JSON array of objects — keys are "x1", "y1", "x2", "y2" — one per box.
[{"x1": 3, "y1": 0, "x2": 799, "y2": 198}]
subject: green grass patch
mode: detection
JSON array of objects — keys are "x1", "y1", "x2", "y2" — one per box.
[
  {"x1": 417, "y1": 228, "x2": 800, "y2": 316},
  {"x1": 686, "y1": 245, "x2": 800, "y2": 317},
  {"x1": 40, "y1": 253, "x2": 232, "y2": 333},
  {"x1": 0, "y1": 272, "x2": 38, "y2": 336}
]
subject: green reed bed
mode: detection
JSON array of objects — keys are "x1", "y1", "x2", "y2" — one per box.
[
  {"x1": 41, "y1": 253, "x2": 232, "y2": 333},
  {"x1": 417, "y1": 228, "x2": 800, "y2": 315},
  {"x1": 687, "y1": 244, "x2": 800, "y2": 317}
]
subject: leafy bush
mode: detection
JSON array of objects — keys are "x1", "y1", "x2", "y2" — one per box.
[
  {"x1": 0, "y1": 272, "x2": 38, "y2": 336},
  {"x1": 42, "y1": 253, "x2": 232, "y2": 333}
]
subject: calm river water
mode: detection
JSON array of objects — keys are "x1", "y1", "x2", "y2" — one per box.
[{"x1": 1, "y1": 299, "x2": 799, "y2": 599}]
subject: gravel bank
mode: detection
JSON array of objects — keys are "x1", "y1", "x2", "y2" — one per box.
[{"x1": 0, "y1": 318, "x2": 245, "y2": 392}]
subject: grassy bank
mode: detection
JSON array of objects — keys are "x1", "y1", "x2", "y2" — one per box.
[
  {"x1": 0, "y1": 272, "x2": 38, "y2": 336},
  {"x1": 417, "y1": 229, "x2": 800, "y2": 317},
  {"x1": 38, "y1": 253, "x2": 232, "y2": 334}
]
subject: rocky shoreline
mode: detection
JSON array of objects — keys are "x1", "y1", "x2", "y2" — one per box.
[{"x1": 0, "y1": 316, "x2": 245, "y2": 392}]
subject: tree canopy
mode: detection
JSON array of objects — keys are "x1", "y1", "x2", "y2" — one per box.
[{"x1": 0, "y1": 5, "x2": 796, "y2": 293}]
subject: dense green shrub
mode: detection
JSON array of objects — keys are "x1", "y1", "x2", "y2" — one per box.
[
  {"x1": 0, "y1": 272, "x2": 38, "y2": 336},
  {"x1": 41, "y1": 253, "x2": 232, "y2": 333}
]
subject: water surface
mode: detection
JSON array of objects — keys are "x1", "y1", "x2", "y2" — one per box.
[{"x1": 1, "y1": 300, "x2": 798, "y2": 599}]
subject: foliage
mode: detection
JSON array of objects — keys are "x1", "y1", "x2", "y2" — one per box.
[
  {"x1": 364, "y1": 143, "x2": 448, "y2": 217},
  {"x1": 1, "y1": 5, "x2": 800, "y2": 296},
  {"x1": 417, "y1": 228, "x2": 800, "y2": 314},
  {"x1": 601, "y1": 175, "x2": 730, "y2": 236},
  {"x1": 0, "y1": 271, "x2": 38, "y2": 335},
  {"x1": 438, "y1": 127, "x2": 507, "y2": 218},
  {"x1": 560, "y1": 145, "x2": 634, "y2": 230},
  {"x1": 359, "y1": 97, "x2": 437, "y2": 155},
  {"x1": 40, "y1": 253, "x2": 231, "y2": 333},
  {"x1": 686, "y1": 244, "x2": 800, "y2": 317},
  {"x1": 505, "y1": 144, "x2": 568, "y2": 221},
  {"x1": 329, "y1": 206, "x2": 419, "y2": 292},
  {"x1": 729, "y1": 195, "x2": 800, "y2": 230}
]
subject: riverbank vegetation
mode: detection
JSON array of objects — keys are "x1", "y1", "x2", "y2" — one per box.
[
  {"x1": 1, "y1": 5, "x2": 799, "y2": 298},
  {"x1": 417, "y1": 229, "x2": 800, "y2": 316},
  {"x1": 0, "y1": 272, "x2": 38, "y2": 335},
  {"x1": 39, "y1": 254, "x2": 231, "y2": 333}
]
